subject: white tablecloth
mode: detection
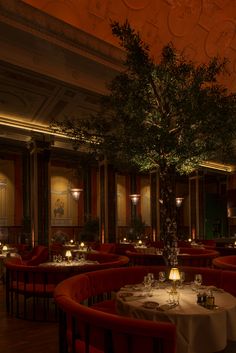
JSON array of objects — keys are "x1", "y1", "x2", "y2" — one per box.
[
  {"x1": 116, "y1": 284, "x2": 236, "y2": 353},
  {"x1": 134, "y1": 246, "x2": 159, "y2": 254},
  {"x1": 39, "y1": 260, "x2": 99, "y2": 267}
]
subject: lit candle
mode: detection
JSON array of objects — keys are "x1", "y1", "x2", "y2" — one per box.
[
  {"x1": 138, "y1": 240, "x2": 142, "y2": 245},
  {"x1": 70, "y1": 239, "x2": 74, "y2": 244},
  {"x1": 188, "y1": 238, "x2": 192, "y2": 243}
]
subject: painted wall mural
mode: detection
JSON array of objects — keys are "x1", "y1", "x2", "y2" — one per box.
[
  {"x1": 51, "y1": 167, "x2": 78, "y2": 226},
  {"x1": 0, "y1": 160, "x2": 14, "y2": 227}
]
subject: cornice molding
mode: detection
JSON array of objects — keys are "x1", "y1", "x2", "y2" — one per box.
[{"x1": 0, "y1": 0, "x2": 125, "y2": 72}]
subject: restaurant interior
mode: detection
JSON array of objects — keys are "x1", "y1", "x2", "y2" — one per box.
[{"x1": 0, "y1": 1, "x2": 236, "y2": 353}]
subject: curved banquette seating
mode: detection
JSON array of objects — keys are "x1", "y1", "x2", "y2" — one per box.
[
  {"x1": 125, "y1": 250, "x2": 166, "y2": 266},
  {"x1": 215, "y1": 247, "x2": 236, "y2": 256},
  {"x1": 54, "y1": 266, "x2": 177, "y2": 353},
  {"x1": 21, "y1": 245, "x2": 49, "y2": 265},
  {"x1": 213, "y1": 255, "x2": 236, "y2": 271},
  {"x1": 177, "y1": 247, "x2": 220, "y2": 267},
  {"x1": 125, "y1": 247, "x2": 219, "y2": 267},
  {"x1": 54, "y1": 265, "x2": 236, "y2": 353},
  {"x1": 4, "y1": 253, "x2": 129, "y2": 321}
]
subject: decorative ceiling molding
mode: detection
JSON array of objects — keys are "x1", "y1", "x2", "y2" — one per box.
[{"x1": 0, "y1": 0, "x2": 125, "y2": 71}]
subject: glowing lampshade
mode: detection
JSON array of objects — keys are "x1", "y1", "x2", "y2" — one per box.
[
  {"x1": 176, "y1": 197, "x2": 184, "y2": 207},
  {"x1": 129, "y1": 194, "x2": 140, "y2": 205},
  {"x1": 169, "y1": 267, "x2": 180, "y2": 281},
  {"x1": 70, "y1": 188, "x2": 83, "y2": 201},
  {"x1": 65, "y1": 250, "x2": 72, "y2": 259}
]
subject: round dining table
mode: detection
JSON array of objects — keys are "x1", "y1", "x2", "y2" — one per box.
[
  {"x1": 116, "y1": 282, "x2": 236, "y2": 353},
  {"x1": 39, "y1": 259, "x2": 99, "y2": 267}
]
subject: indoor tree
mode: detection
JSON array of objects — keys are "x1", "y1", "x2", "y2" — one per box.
[{"x1": 51, "y1": 21, "x2": 236, "y2": 258}]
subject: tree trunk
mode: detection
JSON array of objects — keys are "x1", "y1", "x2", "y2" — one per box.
[{"x1": 159, "y1": 164, "x2": 178, "y2": 265}]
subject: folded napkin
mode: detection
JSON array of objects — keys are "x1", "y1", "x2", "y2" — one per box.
[
  {"x1": 157, "y1": 303, "x2": 179, "y2": 311},
  {"x1": 206, "y1": 286, "x2": 224, "y2": 293}
]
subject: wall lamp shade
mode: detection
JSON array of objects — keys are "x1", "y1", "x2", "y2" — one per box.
[
  {"x1": 176, "y1": 197, "x2": 184, "y2": 207},
  {"x1": 129, "y1": 194, "x2": 140, "y2": 205},
  {"x1": 70, "y1": 188, "x2": 83, "y2": 201},
  {"x1": 0, "y1": 179, "x2": 7, "y2": 188},
  {"x1": 228, "y1": 207, "x2": 236, "y2": 218}
]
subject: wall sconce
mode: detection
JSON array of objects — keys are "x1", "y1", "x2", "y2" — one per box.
[
  {"x1": 227, "y1": 207, "x2": 236, "y2": 218},
  {"x1": 70, "y1": 188, "x2": 83, "y2": 201},
  {"x1": 129, "y1": 194, "x2": 140, "y2": 205},
  {"x1": 176, "y1": 197, "x2": 184, "y2": 207},
  {"x1": 0, "y1": 179, "x2": 6, "y2": 188}
]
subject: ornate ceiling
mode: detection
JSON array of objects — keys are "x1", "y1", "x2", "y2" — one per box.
[
  {"x1": 0, "y1": 0, "x2": 236, "y2": 162},
  {"x1": 22, "y1": 0, "x2": 236, "y2": 91}
]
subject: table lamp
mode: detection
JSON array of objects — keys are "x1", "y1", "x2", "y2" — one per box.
[
  {"x1": 65, "y1": 250, "x2": 72, "y2": 262},
  {"x1": 169, "y1": 267, "x2": 180, "y2": 294}
]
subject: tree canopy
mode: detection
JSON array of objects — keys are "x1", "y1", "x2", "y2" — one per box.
[
  {"x1": 52, "y1": 20, "x2": 236, "y2": 175},
  {"x1": 51, "y1": 20, "x2": 236, "y2": 249}
]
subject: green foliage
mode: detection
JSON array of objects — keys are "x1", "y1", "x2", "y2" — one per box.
[
  {"x1": 52, "y1": 20, "x2": 236, "y2": 174},
  {"x1": 51, "y1": 20, "x2": 236, "y2": 242}
]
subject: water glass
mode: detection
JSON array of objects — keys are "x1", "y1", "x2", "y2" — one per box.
[
  {"x1": 147, "y1": 272, "x2": 155, "y2": 284},
  {"x1": 143, "y1": 275, "x2": 153, "y2": 296},
  {"x1": 194, "y1": 273, "x2": 202, "y2": 290},
  {"x1": 159, "y1": 271, "x2": 166, "y2": 283}
]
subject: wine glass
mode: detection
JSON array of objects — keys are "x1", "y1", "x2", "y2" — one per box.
[
  {"x1": 147, "y1": 272, "x2": 155, "y2": 284},
  {"x1": 179, "y1": 271, "x2": 185, "y2": 288},
  {"x1": 143, "y1": 275, "x2": 152, "y2": 296},
  {"x1": 159, "y1": 271, "x2": 166, "y2": 284},
  {"x1": 194, "y1": 274, "x2": 202, "y2": 290}
]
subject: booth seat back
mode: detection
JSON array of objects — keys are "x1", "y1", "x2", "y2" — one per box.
[
  {"x1": 4, "y1": 253, "x2": 129, "y2": 321},
  {"x1": 97, "y1": 243, "x2": 117, "y2": 253},
  {"x1": 54, "y1": 269, "x2": 176, "y2": 353},
  {"x1": 86, "y1": 252, "x2": 128, "y2": 265},
  {"x1": 114, "y1": 243, "x2": 137, "y2": 255},
  {"x1": 22, "y1": 245, "x2": 49, "y2": 265},
  {"x1": 178, "y1": 248, "x2": 219, "y2": 267},
  {"x1": 125, "y1": 251, "x2": 166, "y2": 266},
  {"x1": 220, "y1": 270, "x2": 236, "y2": 296},
  {"x1": 213, "y1": 255, "x2": 236, "y2": 271}
]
